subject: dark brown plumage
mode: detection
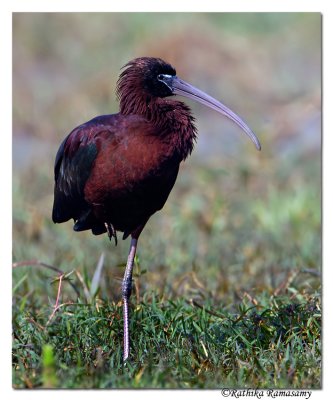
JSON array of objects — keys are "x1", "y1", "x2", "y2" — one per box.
[{"x1": 52, "y1": 57, "x2": 261, "y2": 361}]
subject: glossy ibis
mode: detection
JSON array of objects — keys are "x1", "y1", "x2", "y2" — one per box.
[{"x1": 52, "y1": 57, "x2": 261, "y2": 361}]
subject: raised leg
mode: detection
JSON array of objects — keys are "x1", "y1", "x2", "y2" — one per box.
[{"x1": 105, "y1": 222, "x2": 118, "y2": 245}]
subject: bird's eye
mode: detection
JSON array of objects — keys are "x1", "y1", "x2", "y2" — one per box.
[{"x1": 157, "y1": 74, "x2": 164, "y2": 81}]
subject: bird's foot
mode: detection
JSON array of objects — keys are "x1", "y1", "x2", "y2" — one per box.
[{"x1": 105, "y1": 222, "x2": 118, "y2": 245}]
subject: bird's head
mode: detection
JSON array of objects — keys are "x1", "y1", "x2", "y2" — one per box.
[
  {"x1": 117, "y1": 57, "x2": 261, "y2": 151},
  {"x1": 117, "y1": 57, "x2": 176, "y2": 100}
]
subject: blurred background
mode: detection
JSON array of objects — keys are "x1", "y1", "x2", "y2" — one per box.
[{"x1": 12, "y1": 13, "x2": 321, "y2": 305}]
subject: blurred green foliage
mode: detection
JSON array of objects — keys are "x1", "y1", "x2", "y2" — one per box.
[
  {"x1": 12, "y1": 13, "x2": 321, "y2": 388},
  {"x1": 41, "y1": 344, "x2": 58, "y2": 388}
]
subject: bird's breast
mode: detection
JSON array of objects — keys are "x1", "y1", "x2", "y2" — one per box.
[{"x1": 84, "y1": 128, "x2": 181, "y2": 205}]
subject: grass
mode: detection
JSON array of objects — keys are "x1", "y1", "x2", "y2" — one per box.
[{"x1": 12, "y1": 277, "x2": 320, "y2": 389}]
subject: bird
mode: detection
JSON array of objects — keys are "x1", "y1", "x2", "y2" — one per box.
[{"x1": 52, "y1": 56, "x2": 261, "y2": 362}]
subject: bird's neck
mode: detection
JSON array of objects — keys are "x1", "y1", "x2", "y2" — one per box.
[{"x1": 120, "y1": 96, "x2": 197, "y2": 161}]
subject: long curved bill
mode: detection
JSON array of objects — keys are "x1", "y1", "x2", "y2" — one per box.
[{"x1": 171, "y1": 76, "x2": 261, "y2": 151}]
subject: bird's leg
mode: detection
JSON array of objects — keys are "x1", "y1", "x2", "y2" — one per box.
[
  {"x1": 122, "y1": 237, "x2": 138, "y2": 362},
  {"x1": 121, "y1": 223, "x2": 146, "y2": 362},
  {"x1": 104, "y1": 222, "x2": 118, "y2": 246}
]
